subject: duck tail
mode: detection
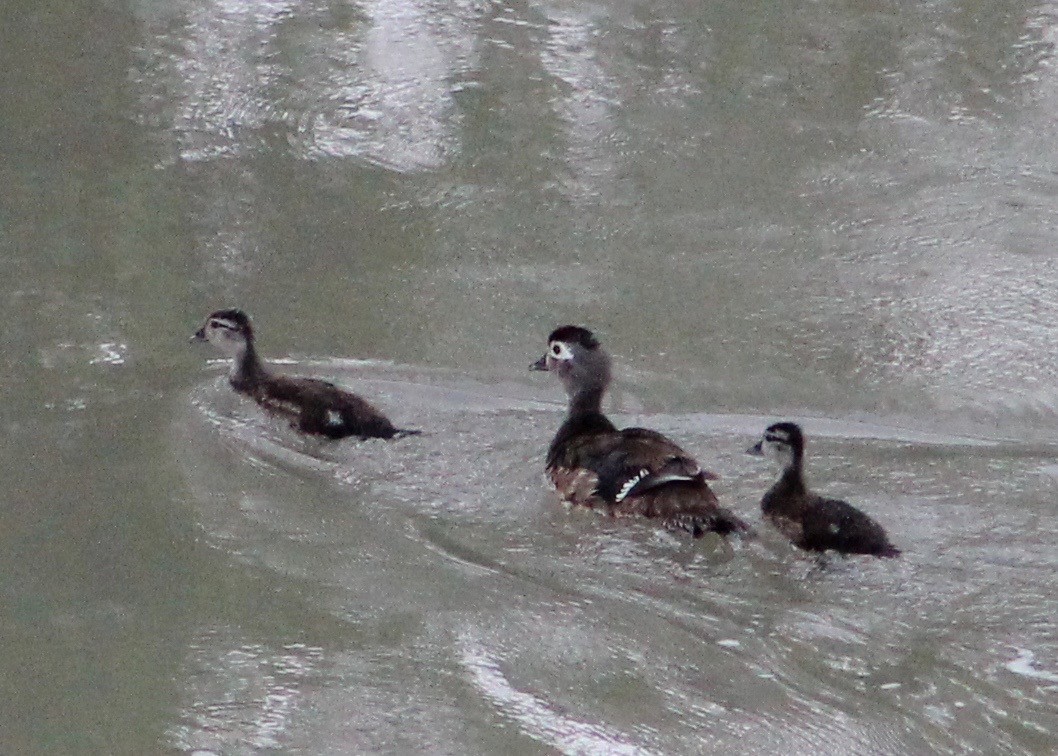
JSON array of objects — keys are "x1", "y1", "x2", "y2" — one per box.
[
  {"x1": 710, "y1": 509, "x2": 756, "y2": 538},
  {"x1": 877, "y1": 543, "x2": 901, "y2": 558},
  {"x1": 668, "y1": 509, "x2": 755, "y2": 539}
]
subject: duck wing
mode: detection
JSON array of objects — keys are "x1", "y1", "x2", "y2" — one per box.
[
  {"x1": 260, "y1": 376, "x2": 400, "y2": 439},
  {"x1": 592, "y1": 427, "x2": 718, "y2": 504},
  {"x1": 547, "y1": 422, "x2": 750, "y2": 536},
  {"x1": 800, "y1": 497, "x2": 899, "y2": 557}
]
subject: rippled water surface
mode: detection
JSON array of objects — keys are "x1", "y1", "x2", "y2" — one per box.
[{"x1": 3, "y1": 0, "x2": 1058, "y2": 752}]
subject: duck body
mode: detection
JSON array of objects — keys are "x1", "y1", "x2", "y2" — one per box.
[
  {"x1": 193, "y1": 309, "x2": 416, "y2": 440},
  {"x1": 238, "y1": 372, "x2": 404, "y2": 440},
  {"x1": 750, "y1": 422, "x2": 899, "y2": 557},
  {"x1": 534, "y1": 326, "x2": 749, "y2": 538}
]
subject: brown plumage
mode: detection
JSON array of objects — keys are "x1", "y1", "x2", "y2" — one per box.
[
  {"x1": 532, "y1": 326, "x2": 750, "y2": 537},
  {"x1": 748, "y1": 422, "x2": 899, "y2": 557},
  {"x1": 192, "y1": 308, "x2": 417, "y2": 440}
]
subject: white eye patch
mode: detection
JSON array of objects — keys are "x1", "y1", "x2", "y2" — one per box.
[
  {"x1": 210, "y1": 319, "x2": 238, "y2": 331},
  {"x1": 549, "y1": 341, "x2": 574, "y2": 360}
]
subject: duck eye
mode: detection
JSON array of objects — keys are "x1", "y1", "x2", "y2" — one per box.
[{"x1": 551, "y1": 344, "x2": 561, "y2": 355}]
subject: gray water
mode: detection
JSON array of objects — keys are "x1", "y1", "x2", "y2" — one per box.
[{"x1": 3, "y1": 0, "x2": 1058, "y2": 752}]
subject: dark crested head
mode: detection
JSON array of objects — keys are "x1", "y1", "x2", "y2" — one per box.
[
  {"x1": 764, "y1": 421, "x2": 805, "y2": 450},
  {"x1": 547, "y1": 325, "x2": 600, "y2": 350},
  {"x1": 193, "y1": 308, "x2": 255, "y2": 351},
  {"x1": 206, "y1": 308, "x2": 252, "y2": 333},
  {"x1": 531, "y1": 325, "x2": 611, "y2": 408}
]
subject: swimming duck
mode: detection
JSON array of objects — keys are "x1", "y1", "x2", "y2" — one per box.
[
  {"x1": 748, "y1": 422, "x2": 899, "y2": 557},
  {"x1": 531, "y1": 325, "x2": 750, "y2": 537},
  {"x1": 192, "y1": 308, "x2": 417, "y2": 439}
]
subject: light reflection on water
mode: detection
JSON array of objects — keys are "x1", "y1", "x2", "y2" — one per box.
[
  {"x1": 128, "y1": 0, "x2": 1058, "y2": 424},
  {"x1": 459, "y1": 636, "x2": 657, "y2": 756},
  {"x1": 168, "y1": 632, "x2": 324, "y2": 753},
  {"x1": 137, "y1": 0, "x2": 471, "y2": 171}
]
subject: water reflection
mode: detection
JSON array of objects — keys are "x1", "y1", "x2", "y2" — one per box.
[
  {"x1": 137, "y1": 0, "x2": 466, "y2": 170},
  {"x1": 169, "y1": 632, "x2": 324, "y2": 753},
  {"x1": 459, "y1": 637, "x2": 655, "y2": 755}
]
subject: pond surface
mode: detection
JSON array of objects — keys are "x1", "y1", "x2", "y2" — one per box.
[{"x1": 2, "y1": 0, "x2": 1058, "y2": 752}]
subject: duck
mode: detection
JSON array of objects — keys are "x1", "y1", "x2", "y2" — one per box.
[
  {"x1": 530, "y1": 325, "x2": 750, "y2": 538},
  {"x1": 191, "y1": 308, "x2": 418, "y2": 440},
  {"x1": 747, "y1": 422, "x2": 899, "y2": 557}
]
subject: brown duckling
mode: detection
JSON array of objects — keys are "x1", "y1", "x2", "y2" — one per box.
[
  {"x1": 748, "y1": 422, "x2": 899, "y2": 557},
  {"x1": 192, "y1": 308, "x2": 417, "y2": 440},
  {"x1": 531, "y1": 325, "x2": 749, "y2": 538}
]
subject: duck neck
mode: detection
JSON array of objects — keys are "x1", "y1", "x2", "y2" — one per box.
[
  {"x1": 229, "y1": 341, "x2": 268, "y2": 391},
  {"x1": 548, "y1": 385, "x2": 616, "y2": 470},
  {"x1": 568, "y1": 385, "x2": 605, "y2": 417},
  {"x1": 776, "y1": 456, "x2": 807, "y2": 494}
]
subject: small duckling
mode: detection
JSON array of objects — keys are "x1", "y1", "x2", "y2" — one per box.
[
  {"x1": 748, "y1": 422, "x2": 899, "y2": 557},
  {"x1": 531, "y1": 325, "x2": 750, "y2": 537},
  {"x1": 192, "y1": 308, "x2": 417, "y2": 440}
]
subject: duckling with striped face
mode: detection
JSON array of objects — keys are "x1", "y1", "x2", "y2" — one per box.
[
  {"x1": 192, "y1": 308, "x2": 418, "y2": 440},
  {"x1": 752, "y1": 421, "x2": 800, "y2": 471},
  {"x1": 748, "y1": 422, "x2": 899, "y2": 558},
  {"x1": 531, "y1": 326, "x2": 750, "y2": 538},
  {"x1": 193, "y1": 309, "x2": 262, "y2": 389}
]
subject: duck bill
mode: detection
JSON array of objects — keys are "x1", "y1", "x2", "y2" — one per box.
[
  {"x1": 529, "y1": 355, "x2": 548, "y2": 371},
  {"x1": 746, "y1": 441, "x2": 764, "y2": 456},
  {"x1": 190, "y1": 327, "x2": 206, "y2": 343}
]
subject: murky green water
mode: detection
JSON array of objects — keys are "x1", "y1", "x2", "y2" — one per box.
[{"x1": 3, "y1": 0, "x2": 1058, "y2": 752}]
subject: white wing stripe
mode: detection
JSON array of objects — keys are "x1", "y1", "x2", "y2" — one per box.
[{"x1": 615, "y1": 468, "x2": 650, "y2": 502}]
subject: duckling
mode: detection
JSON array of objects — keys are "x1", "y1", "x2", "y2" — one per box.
[
  {"x1": 747, "y1": 422, "x2": 899, "y2": 557},
  {"x1": 531, "y1": 325, "x2": 750, "y2": 537},
  {"x1": 192, "y1": 308, "x2": 417, "y2": 440}
]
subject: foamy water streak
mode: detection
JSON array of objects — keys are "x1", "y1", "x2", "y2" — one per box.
[{"x1": 459, "y1": 636, "x2": 657, "y2": 756}]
